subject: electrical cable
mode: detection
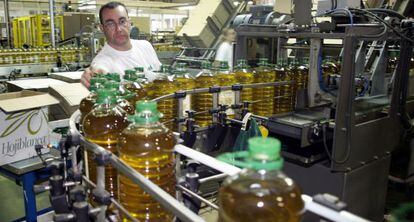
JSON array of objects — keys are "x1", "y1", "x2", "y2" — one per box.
[
  {"x1": 365, "y1": 8, "x2": 406, "y2": 20},
  {"x1": 349, "y1": 8, "x2": 414, "y2": 43}
]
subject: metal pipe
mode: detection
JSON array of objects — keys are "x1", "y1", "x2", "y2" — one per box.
[
  {"x1": 68, "y1": 113, "x2": 205, "y2": 222},
  {"x1": 174, "y1": 144, "x2": 241, "y2": 176},
  {"x1": 96, "y1": 165, "x2": 106, "y2": 222},
  {"x1": 176, "y1": 185, "x2": 219, "y2": 210},
  {"x1": 82, "y1": 176, "x2": 139, "y2": 222},
  {"x1": 199, "y1": 173, "x2": 227, "y2": 183},
  {"x1": 151, "y1": 81, "x2": 293, "y2": 102},
  {"x1": 49, "y1": 0, "x2": 56, "y2": 47},
  {"x1": 3, "y1": 0, "x2": 11, "y2": 47}
]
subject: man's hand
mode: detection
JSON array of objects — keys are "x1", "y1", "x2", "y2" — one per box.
[{"x1": 81, "y1": 67, "x2": 104, "y2": 88}]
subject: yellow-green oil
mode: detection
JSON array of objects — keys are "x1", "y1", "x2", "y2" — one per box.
[
  {"x1": 123, "y1": 69, "x2": 147, "y2": 102},
  {"x1": 253, "y1": 58, "x2": 276, "y2": 117},
  {"x1": 234, "y1": 59, "x2": 254, "y2": 104},
  {"x1": 218, "y1": 137, "x2": 304, "y2": 222},
  {"x1": 173, "y1": 63, "x2": 196, "y2": 117},
  {"x1": 274, "y1": 59, "x2": 294, "y2": 113},
  {"x1": 79, "y1": 77, "x2": 106, "y2": 129},
  {"x1": 194, "y1": 61, "x2": 217, "y2": 127},
  {"x1": 118, "y1": 101, "x2": 176, "y2": 221},
  {"x1": 148, "y1": 66, "x2": 178, "y2": 131},
  {"x1": 217, "y1": 61, "x2": 237, "y2": 118},
  {"x1": 82, "y1": 89, "x2": 129, "y2": 202}
]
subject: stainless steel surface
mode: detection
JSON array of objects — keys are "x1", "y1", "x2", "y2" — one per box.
[
  {"x1": 199, "y1": 173, "x2": 227, "y2": 184},
  {"x1": 1, "y1": 153, "x2": 58, "y2": 175},
  {"x1": 69, "y1": 110, "x2": 205, "y2": 222},
  {"x1": 177, "y1": 185, "x2": 219, "y2": 210}
]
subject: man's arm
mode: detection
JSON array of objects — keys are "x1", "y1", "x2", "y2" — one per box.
[{"x1": 81, "y1": 67, "x2": 105, "y2": 88}]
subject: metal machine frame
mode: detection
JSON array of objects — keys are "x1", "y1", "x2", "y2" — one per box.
[{"x1": 233, "y1": 24, "x2": 413, "y2": 220}]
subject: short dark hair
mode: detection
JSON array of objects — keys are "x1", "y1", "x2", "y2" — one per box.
[{"x1": 99, "y1": 1, "x2": 128, "y2": 24}]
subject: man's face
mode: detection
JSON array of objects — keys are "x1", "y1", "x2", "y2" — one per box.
[
  {"x1": 100, "y1": 6, "x2": 131, "y2": 48},
  {"x1": 225, "y1": 29, "x2": 236, "y2": 42}
]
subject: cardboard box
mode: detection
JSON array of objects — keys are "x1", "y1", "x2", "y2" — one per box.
[
  {"x1": 0, "y1": 90, "x2": 59, "y2": 166},
  {"x1": 49, "y1": 71, "x2": 83, "y2": 83},
  {"x1": 49, "y1": 83, "x2": 89, "y2": 116},
  {"x1": 7, "y1": 78, "x2": 68, "y2": 92}
]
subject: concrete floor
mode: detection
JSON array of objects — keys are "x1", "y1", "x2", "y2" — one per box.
[{"x1": 0, "y1": 175, "x2": 50, "y2": 221}]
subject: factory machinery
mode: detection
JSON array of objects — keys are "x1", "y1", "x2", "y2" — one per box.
[{"x1": 34, "y1": 1, "x2": 414, "y2": 221}]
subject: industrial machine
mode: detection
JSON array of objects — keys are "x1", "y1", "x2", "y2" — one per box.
[{"x1": 29, "y1": 1, "x2": 414, "y2": 221}]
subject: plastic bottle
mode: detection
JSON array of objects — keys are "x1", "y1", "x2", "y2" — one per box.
[
  {"x1": 173, "y1": 62, "x2": 196, "y2": 116},
  {"x1": 274, "y1": 59, "x2": 293, "y2": 113},
  {"x1": 218, "y1": 137, "x2": 304, "y2": 222},
  {"x1": 79, "y1": 77, "x2": 107, "y2": 128},
  {"x1": 286, "y1": 59, "x2": 298, "y2": 110},
  {"x1": 118, "y1": 100, "x2": 176, "y2": 221},
  {"x1": 104, "y1": 80, "x2": 135, "y2": 115},
  {"x1": 148, "y1": 65, "x2": 178, "y2": 131},
  {"x1": 296, "y1": 58, "x2": 308, "y2": 90},
  {"x1": 194, "y1": 61, "x2": 218, "y2": 127},
  {"x1": 217, "y1": 61, "x2": 237, "y2": 118},
  {"x1": 123, "y1": 69, "x2": 147, "y2": 101},
  {"x1": 82, "y1": 88, "x2": 129, "y2": 200},
  {"x1": 234, "y1": 59, "x2": 254, "y2": 104},
  {"x1": 253, "y1": 58, "x2": 276, "y2": 117},
  {"x1": 321, "y1": 56, "x2": 339, "y2": 84}
]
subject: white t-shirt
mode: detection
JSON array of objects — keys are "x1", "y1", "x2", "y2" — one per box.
[
  {"x1": 91, "y1": 40, "x2": 161, "y2": 82},
  {"x1": 215, "y1": 42, "x2": 234, "y2": 69}
]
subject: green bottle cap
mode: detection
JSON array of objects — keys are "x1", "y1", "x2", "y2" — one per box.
[
  {"x1": 104, "y1": 73, "x2": 121, "y2": 82},
  {"x1": 160, "y1": 65, "x2": 170, "y2": 73},
  {"x1": 236, "y1": 59, "x2": 249, "y2": 69},
  {"x1": 248, "y1": 137, "x2": 281, "y2": 162},
  {"x1": 96, "y1": 88, "x2": 117, "y2": 104},
  {"x1": 217, "y1": 137, "x2": 283, "y2": 171},
  {"x1": 130, "y1": 100, "x2": 161, "y2": 124},
  {"x1": 89, "y1": 77, "x2": 107, "y2": 91},
  {"x1": 258, "y1": 58, "x2": 269, "y2": 66},
  {"x1": 201, "y1": 61, "x2": 212, "y2": 69},
  {"x1": 124, "y1": 70, "x2": 138, "y2": 81},
  {"x1": 134, "y1": 67, "x2": 144, "y2": 72},
  {"x1": 104, "y1": 80, "x2": 120, "y2": 89},
  {"x1": 219, "y1": 61, "x2": 229, "y2": 70}
]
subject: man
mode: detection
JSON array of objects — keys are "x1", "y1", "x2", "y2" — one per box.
[
  {"x1": 214, "y1": 28, "x2": 236, "y2": 69},
  {"x1": 81, "y1": 1, "x2": 161, "y2": 88}
]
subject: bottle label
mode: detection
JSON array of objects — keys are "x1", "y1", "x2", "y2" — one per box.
[
  {"x1": 219, "y1": 90, "x2": 235, "y2": 115},
  {"x1": 182, "y1": 95, "x2": 191, "y2": 116}
]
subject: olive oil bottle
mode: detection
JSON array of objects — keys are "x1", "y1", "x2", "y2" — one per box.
[
  {"x1": 217, "y1": 61, "x2": 237, "y2": 118},
  {"x1": 123, "y1": 69, "x2": 147, "y2": 101},
  {"x1": 218, "y1": 137, "x2": 304, "y2": 222},
  {"x1": 118, "y1": 100, "x2": 176, "y2": 221},
  {"x1": 173, "y1": 63, "x2": 196, "y2": 116},
  {"x1": 82, "y1": 89, "x2": 129, "y2": 200},
  {"x1": 234, "y1": 59, "x2": 254, "y2": 103},
  {"x1": 253, "y1": 58, "x2": 276, "y2": 117},
  {"x1": 194, "y1": 61, "x2": 217, "y2": 127},
  {"x1": 148, "y1": 65, "x2": 178, "y2": 131},
  {"x1": 79, "y1": 77, "x2": 106, "y2": 128}
]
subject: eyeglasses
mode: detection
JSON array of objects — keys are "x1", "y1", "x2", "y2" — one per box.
[{"x1": 103, "y1": 18, "x2": 130, "y2": 30}]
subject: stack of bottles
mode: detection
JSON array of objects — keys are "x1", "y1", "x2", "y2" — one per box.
[
  {"x1": 82, "y1": 88, "x2": 130, "y2": 201},
  {"x1": 172, "y1": 63, "x2": 196, "y2": 116},
  {"x1": 218, "y1": 137, "x2": 304, "y2": 222},
  {"x1": 118, "y1": 100, "x2": 176, "y2": 221},
  {"x1": 253, "y1": 58, "x2": 276, "y2": 117},
  {"x1": 234, "y1": 59, "x2": 254, "y2": 104},
  {"x1": 194, "y1": 61, "x2": 218, "y2": 127},
  {"x1": 147, "y1": 65, "x2": 178, "y2": 131},
  {"x1": 0, "y1": 46, "x2": 89, "y2": 65},
  {"x1": 217, "y1": 61, "x2": 237, "y2": 118}
]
